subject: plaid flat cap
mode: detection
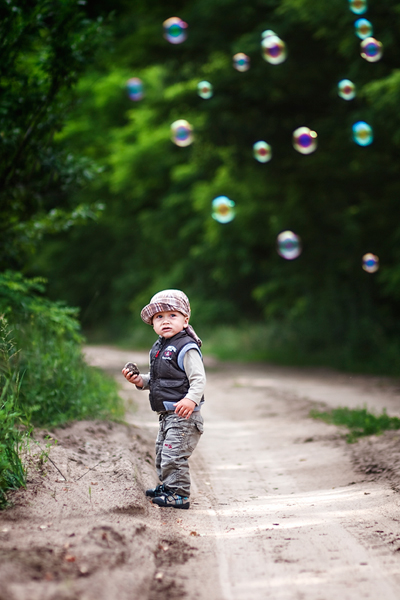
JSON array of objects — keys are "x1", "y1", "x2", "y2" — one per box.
[{"x1": 140, "y1": 289, "x2": 191, "y2": 325}]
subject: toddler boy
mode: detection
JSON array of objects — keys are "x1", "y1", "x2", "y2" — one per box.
[{"x1": 122, "y1": 289, "x2": 205, "y2": 510}]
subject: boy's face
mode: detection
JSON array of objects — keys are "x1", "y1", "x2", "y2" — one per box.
[{"x1": 152, "y1": 310, "x2": 188, "y2": 338}]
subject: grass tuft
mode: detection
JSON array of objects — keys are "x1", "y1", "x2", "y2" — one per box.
[{"x1": 310, "y1": 406, "x2": 400, "y2": 443}]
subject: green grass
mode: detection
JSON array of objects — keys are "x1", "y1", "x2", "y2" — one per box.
[
  {"x1": 17, "y1": 326, "x2": 124, "y2": 427},
  {"x1": 0, "y1": 317, "x2": 28, "y2": 508},
  {"x1": 310, "y1": 406, "x2": 400, "y2": 443},
  {"x1": 0, "y1": 272, "x2": 125, "y2": 507}
]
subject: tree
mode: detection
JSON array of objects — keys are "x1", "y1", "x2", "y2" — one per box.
[{"x1": 0, "y1": 0, "x2": 107, "y2": 270}]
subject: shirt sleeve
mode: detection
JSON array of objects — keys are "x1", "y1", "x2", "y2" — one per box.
[
  {"x1": 138, "y1": 372, "x2": 150, "y2": 390},
  {"x1": 135, "y1": 349, "x2": 151, "y2": 389},
  {"x1": 183, "y1": 349, "x2": 206, "y2": 405}
]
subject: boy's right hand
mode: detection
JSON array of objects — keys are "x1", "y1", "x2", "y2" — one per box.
[{"x1": 121, "y1": 368, "x2": 144, "y2": 388}]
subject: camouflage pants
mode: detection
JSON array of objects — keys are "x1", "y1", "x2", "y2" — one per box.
[{"x1": 155, "y1": 411, "x2": 204, "y2": 497}]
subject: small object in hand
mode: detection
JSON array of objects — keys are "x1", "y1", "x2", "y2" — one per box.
[{"x1": 124, "y1": 362, "x2": 140, "y2": 376}]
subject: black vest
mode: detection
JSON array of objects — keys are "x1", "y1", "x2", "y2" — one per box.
[{"x1": 149, "y1": 331, "x2": 202, "y2": 413}]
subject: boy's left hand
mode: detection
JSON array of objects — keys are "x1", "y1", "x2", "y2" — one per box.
[{"x1": 174, "y1": 398, "x2": 196, "y2": 419}]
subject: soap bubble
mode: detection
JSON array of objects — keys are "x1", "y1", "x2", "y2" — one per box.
[
  {"x1": 277, "y1": 231, "x2": 302, "y2": 260},
  {"x1": 126, "y1": 78, "x2": 144, "y2": 101},
  {"x1": 253, "y1": 141, "x2": 272, "y2": 163},
  {"x1": 362, "y1": 253, "x2": 379, "y2": 273},
  {"x1": 212, "y1": 196, "x2": 235, "y2": 223},
  {"x1": 338, "y1": 79, "x2": 356, "y2": 101},
  {"x1": 292, "y1": 127, "x2": 318, "y2": 154},
  {"x1": 261, "y1": 30, "x2": 277, "y2": 39},
  {"x1": 352, "y1": 121, "x2": 373, "y2": 146},
  {"x1": 360, "y1": 37, "x2": 383, "y2": 62},
  {"x1": 171, "y1": 120, "x2": 193, "y2": 147},
  {"x1": 163, "y1": 17, "x2": 188, "y2": 44},
  {"x1": 261, "y1": 34, "x2": 287, "y2": 65},
  {"x1": 197, "y1": 81, "x2": 213, "y2": 99},
  {"x1": 354, "y1": 18, "x2": 373, "y2": 39},
  {"x1": 349, "y1": 0, "x2": 367, "y2": 15},
  {"x1": 233, "y1": 53, "x2": 250, "y2": 72}
]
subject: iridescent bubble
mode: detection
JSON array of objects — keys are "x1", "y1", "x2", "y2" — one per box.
[
  {"x1": 352, "y1": 121, "x2": 373, "y2": 146},
  {"x1": 349, "y1": 0, "x2": 367, "y2": 15},
  {"x1": 277, "y1": 231, "x2": 302, "y2": 260},
  {"x1": 354, "y1": 18, "x2": 373, "y2": 39},
  {"x1": 292, "y1": 127, "x2": 318, "y2": 155},
  {"x1": 253, "y1": 141, "x2": 272, "y2": 163},
  {"x1": 362, "y1": 253, "x2": 379, "y2": 273},
  {"x1": 171, "y1": 119, "x2": 193, "y2": 147},
  {"x1": 360, "y1": 37, "x2": 383, "y2": 62},
  {"x1": 233, "y1": 53, "x2": 250, "y2": 72},
  {"x1": 261, "y1": 30, "x2": 277, "y2": 39},
  {"x1": 338, "y1": 79, "x2": 356, "y2": 101},
  {"x1": 163, "y1": 17, "x2": 188, "y2": 44},
  {"x1": 261, "y1": 35, "x2": 287, "y2": 65},
  {"x1": 212, "y1": 196, "x2": 235, "y2": 223},
  {"x1": 197, "y1": 81, "x2": 213, "y2": 99},
  {"x1": 126, "y1": 78, "x2": 144, "y2": 101}
]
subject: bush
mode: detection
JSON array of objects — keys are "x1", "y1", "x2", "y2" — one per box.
[
  {"x1": 0, "y1": 271, "x2": 124, "y2": 427},
  {"x1": 0, "y1": 271, "x2": 124, "y2": 505}
]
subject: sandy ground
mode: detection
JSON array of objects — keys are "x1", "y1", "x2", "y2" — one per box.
[{"x1": 2, "y1": 345, "x2": 400, "y2": 599}]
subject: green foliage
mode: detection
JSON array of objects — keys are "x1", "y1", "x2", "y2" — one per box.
[
  {"x1": 0, "y1": 315, "x2": 27, "y2": 508},
  {"x1": 0, "y1": 0, "x2": 108, "y2": 269},
  {"x1": 0, "y1": 271, "x2": 124, "y2": 428},
  {"x1": 0, "y1": 270, "x2": 124, "y2": 507},
  {"x1": 28, "y1": 0, "x2": 400, "y2": 373},
  {"x1": 310, "y1": 406, "x2": 400, "y2": 443}
]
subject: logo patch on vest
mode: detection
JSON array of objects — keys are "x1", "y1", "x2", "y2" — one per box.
[{"x1": 162, "y1": 345, "x2": 177, "y2": 360}]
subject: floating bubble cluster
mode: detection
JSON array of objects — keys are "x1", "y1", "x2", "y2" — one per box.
[
  {"x1": 197, "y1": 81, "x2": 213, "y2": 99},
  {"x1": 261, "y1": 33, "x2": 287, "y2": 65},
  {"x1": 126, "y1": 78, "x2": 144, "y2": 101},
  {"x1": 352, "y1": 121, "x2": 373, "y2": 146},
  {"x1": 362, "y1": 253, "x2": 379, "y2": 273},
  {"x1": 123, "y1": 10, "x2": 390, "y2": 269},
  {"x1": 292, "y1": 127, "x2": 318, "y2": 155},
  {"x1": 277, "y1": 231, "x2": 302, "y2": 260},
  {"x1": 360, "y1": 37, "x2": 383, "y2": 62},
  {"x1": 338, "y1": 79, "x2": 356, "y2": 100},
  {"x1": 233, "y1": 53, "x2": 250, "y2": 72},
  {"x1": 253, "y1": 141, "x2": 272, "y2": 163},
  {"x1": 163, "y1": 17, "x2": 188, "y2": 44},
  {"x1": 212, "y1": 196, "x2": 235, "y2": 223},
  {"x1": 349, "y1": 0, "x2": 367, "y2": 15},
  {"x1": 354, "y1": 18, "x2": 373, "y2": 40},
  {"x1": 170, "y1": 119, "x2": 194, "y2": 147}
]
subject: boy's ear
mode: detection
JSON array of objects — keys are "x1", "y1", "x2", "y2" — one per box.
[{"x1": 184, "y1": 316, "x2": 189, "y2": 327}]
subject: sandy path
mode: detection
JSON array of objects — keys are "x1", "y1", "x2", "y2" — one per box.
[
  {"x1": 2, "y1": 345, "x2": 400, "y2": 600},
  {"x1": 117, "y1": 348, "x2": 400, "y2": 600}
]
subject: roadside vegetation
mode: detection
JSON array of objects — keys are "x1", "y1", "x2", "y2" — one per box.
[
  {"x1": 310, "y1": 406, "x2": 400, "y2": 443},
  {"x1": 0, "y1": 272, "x2": 123, "y2": 507}
]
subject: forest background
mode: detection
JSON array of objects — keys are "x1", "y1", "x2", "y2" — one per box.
[{"x1": 20, "y1": 0, "x2": 400, "y2": 375}]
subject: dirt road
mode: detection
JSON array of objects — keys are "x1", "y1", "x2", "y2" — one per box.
[{"x1": 2, "y1": 345, "x2": 400, "y2": 600}]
